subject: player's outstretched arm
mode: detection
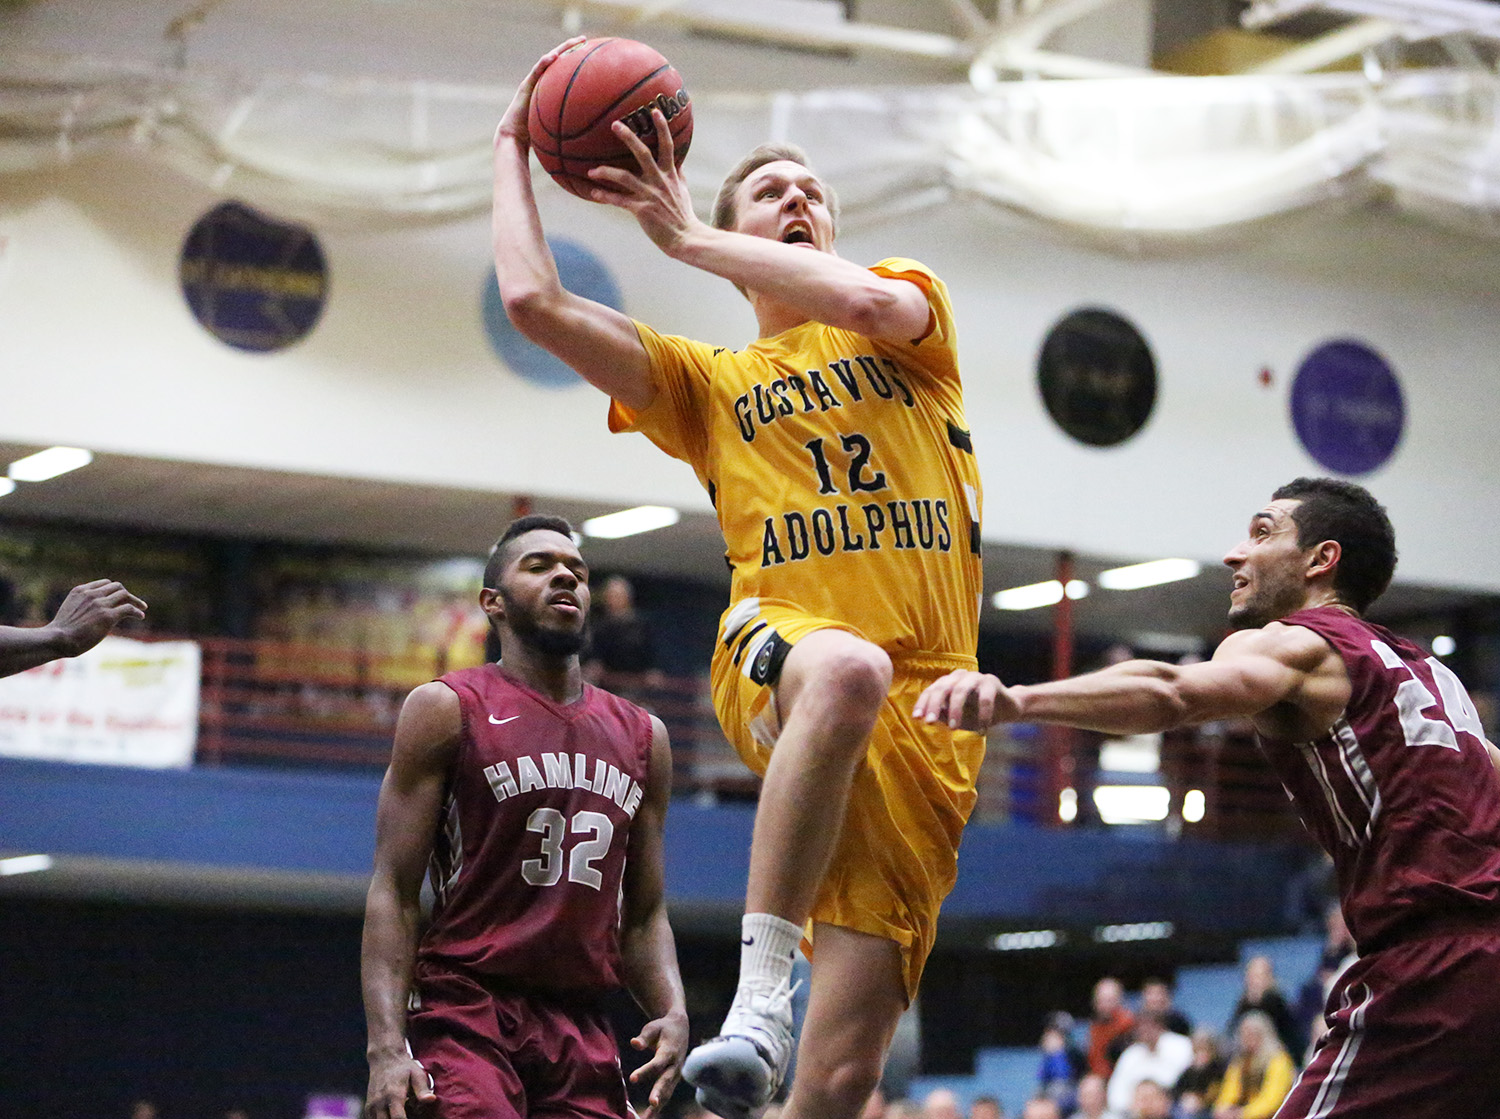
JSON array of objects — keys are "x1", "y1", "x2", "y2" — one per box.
[
  {"x1": 914, "y1": 627, "x2": 1328, "y2": 736},
  {"x1": 591, "y1": 110, "x2": 931, "y2": 342},
  {"x1": 362, "y1": 682, "x2": 460, "y2": 1119},
  {"x1": 492, "y1": 41, "x2": 657, "y2": 410},
  {"x1": 0, "y1": 579, "x2": 147, "y2": 678},
  {"x1": 619, "y1": 715, "x2": 689, "y2": 1119}
]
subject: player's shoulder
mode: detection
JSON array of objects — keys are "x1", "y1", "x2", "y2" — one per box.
[
  {"x1": 871, "y1": 256, "x2": 940, "y2": 284},
  {"x1": 1216, "y1": 621, "x2": 1338, "y2": 671}
]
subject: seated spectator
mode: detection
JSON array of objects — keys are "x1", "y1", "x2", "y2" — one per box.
[
  {"x1": 1037, "y1": 1011, "x2": 1086, "y2": 1108},
  {"x1": 1226, "y1": 956, "x2": 1301, "y2": 1061},
  {"x1": 1138, "y1": 978, "x2": 1192, "y2": 1038},
  {"x1": 1067, "y1": 1074, "x2": 1111, "y2": 1119},
  {"x1": 1087, "y1": 977, "x2": 1136, "y2": 1079},
  {"x1": 922, "y1": 1088, "x2": 964, "y2": 1119},
  {"x1": 1212, "y1": 1012, "x2": 1295, "y2": 1119},
  {"x1": 1127, "y1": 1080, "x2": 1172, "y2": 1119},
  {"x1": 1292, "y1": 901, "x2": 1356, "y2": 1060},
  {"x1": 971, "y1": 1096, "x2": 1006, "y2": 1119},
  {"x1": 1021, "y1": 1097, "x2": 1063, "y2": 1119},
  {"x1": 1106, "y1": 1010, "x2": 1192, "y2": 1117},
  {"x1": 583, "y1": 574, "x2": 661, "y2": 695},
  {"x1": 1171, "y1": 1028, "x2": 1227, "y2": 1118},
  {"x1": 886, "y1": 1100, "x2": 922, "y2": 1119}
]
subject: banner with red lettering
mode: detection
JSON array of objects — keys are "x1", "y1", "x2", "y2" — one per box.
[{"x1": 0, "y1": 636, "x2": 200, "y2": 768}]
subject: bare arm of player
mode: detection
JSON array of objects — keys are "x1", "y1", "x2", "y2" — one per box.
[
  {"x1": 492, "y1": 40, "x2": 658, "y2": 411},
  {"x1": 913, "y1": 626, "x2": 1337, "y2": 736},
  {"x1": 618, "y1": 715, "x2": 689, "y2": 1119},
  {"x1": 0, "y1": 579, "x2": 147, "y2": 678},
  {"x1": 591, "y1": 110, "x2": 932, "y2": 343},
  {"x1": 361, "y1": 682, "x2": 460, "y2": 1119}
]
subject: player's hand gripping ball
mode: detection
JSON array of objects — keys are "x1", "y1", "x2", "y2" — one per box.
[{"x1": 528, "y1": 37, "x2": 694, "y2": 199}]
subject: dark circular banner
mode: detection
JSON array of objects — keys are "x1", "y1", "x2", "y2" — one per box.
[
  {"x1": 179, "y1": 201, "x2": 327, "y2": 353},
  {"x1": 1037, "y1": 307, "x2": 1157, "y2": 448},
  {"x1": 483, "y1": 239, "x2": 622, "y2": 389},
  {"x1": 1290, "y1": 339, "x2": 1404, "y2": 476}
]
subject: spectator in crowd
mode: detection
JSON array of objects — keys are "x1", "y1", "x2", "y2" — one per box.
[
  {"x1": 1106, "y1": 1010, "x2": 1192, "y2": 1117},
  {"x1": 1212, "y1": 1012, "x2": 1294, "y2": 1119},
  {"x1": 922, "y1": 1088, "x2": 964, "y2": 1119},
  {"x1": 1225, "y1": 956, "x2": 1301, "y2": 1061},
  {"x1": 1066, "y1": 1074, "x2": 1111, "y2": 1119},
  {"x1": 1291, "y1": 901, "x2": 1356, "y2": 1060},
  {"x1": 885, "y1": 1099, "x2": 922, "y2": 1119},
  {"x1": 1037, "y1": 1011, "x2": 1086, "y2": 1108},
  {"x1": 129, "y1": 1103, "x2": 159, "y2": 1119},
  {"x1": 1020, "y1": 1097, "x2": 1062, "y2": 1119},
  {"x1": 584, "y1": 574, "x2": 661, "y2": 688},
  {"x1": 1138, "y1": 978, "x2": 1192, "y2": 1038},
  {"x1": 1126, "y1": 1080, "x2": 1172, "y2": 1119},
  {"x1": 0, "y1": 579, "x2": 146, "y2": 678},
  {"x1": 1087, "y1": 977, "x2": 1136, "y2": 1079},
  {"x1": 970, "y1": 1096, "x2": 1005, "y2": 1119},
  {"x1": 1170, "y1": 1028, "x2": 1227, "y2": 1118}
]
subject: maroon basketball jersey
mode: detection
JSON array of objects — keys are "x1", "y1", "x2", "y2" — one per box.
[
  {"x1": 1259, "y1": 607, "x2": 1500, "y2": 950},
  {"x1": 416, "y1": 664, "x2": 653, "y2": 994}
]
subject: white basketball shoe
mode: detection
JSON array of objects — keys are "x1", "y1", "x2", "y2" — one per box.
[{"x1": 682, "y1": 976, "x2": 799, "y2": 1119}]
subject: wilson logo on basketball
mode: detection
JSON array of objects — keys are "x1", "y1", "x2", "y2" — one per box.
[{"x1": 620, "y1": 89, "x2": 691, "y2": 139}]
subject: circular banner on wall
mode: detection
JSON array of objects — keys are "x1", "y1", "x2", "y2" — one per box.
[
  {"x1": 1290, "y1": 339, "x2": 1404, "y2": 476},
  {"x1": 1037, "y1": 307, "x2": 1157, "y2": 448},
  {"x1": 483, "y1": 239, "x2": 623, "y2": 389},
  {"x1": 179, "y1": 201, "x2": 327, "y2": 353}
]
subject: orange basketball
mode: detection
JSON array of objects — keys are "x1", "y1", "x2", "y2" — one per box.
[{"x1": 528, "y1": 37, "x2": 694, "y2": 199}]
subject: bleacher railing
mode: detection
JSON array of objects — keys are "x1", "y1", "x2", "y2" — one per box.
[{"x1": 192, "y1": 638, "x2": 1306, "y2": 837}]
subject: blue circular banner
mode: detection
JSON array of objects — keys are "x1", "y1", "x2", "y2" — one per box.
[
  {"x1": 483, "y1": 239, "x2": 623, "y2": 389},
  {"x1": 1290, "y1": 339, "x2": 1404, "y2": 476},
  {"x1": 179, "y1": 202, "x2": 327, "y2": 353}
]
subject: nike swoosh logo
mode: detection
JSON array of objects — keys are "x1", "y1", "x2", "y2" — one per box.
[
  {"x1": 488, "y1": 715, "x2": 520, "y2": 725},
  {"x1": 741, "y1": 936, "x2": 755, "y2": 946}
]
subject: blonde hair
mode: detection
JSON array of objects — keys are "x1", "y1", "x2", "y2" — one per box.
[
  {"x1": 710, "y1": 142, "x2": 841, "y2": 233},
  {"x1": 1234, "y1": 1010, "x2": 1287, "y2": 1086}
]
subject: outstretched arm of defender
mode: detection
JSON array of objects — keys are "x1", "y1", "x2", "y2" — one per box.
[
  {"x1": 590, "y1": 109, "x2": 931, "y2": 342},
  {"x1": 362, "y1": 683, "x2": 460, "y2": 1119},
  {"x1": 913, "y1": 626, "x2": 1330, "y2": 736},
  {"x1": 619, "y1": 716, "x2": 689, "y2": 1119},
  {"x1": 493, "y1": 41, "x2": 657, "y2": 410}
]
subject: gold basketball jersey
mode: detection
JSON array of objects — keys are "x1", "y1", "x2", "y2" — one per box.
[{"x1": 609, "y1": 258, "x2": 983, "y2": 659}]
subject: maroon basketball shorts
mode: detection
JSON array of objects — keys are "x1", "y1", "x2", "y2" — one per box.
[
  {"x1": 408, "y1": 965, "x2": 628, "y2": 1119},
  {"x1": 1277, "y1": 928, "x2": 1500, "y2": 1118}
]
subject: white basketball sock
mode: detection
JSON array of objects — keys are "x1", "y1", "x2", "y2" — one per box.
[{"x1": 737, "y1": 912, "x2": 801, "y2": 995}]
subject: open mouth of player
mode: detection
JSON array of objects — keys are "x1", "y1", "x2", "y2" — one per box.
[
  {"x1": 548, "y1": 593, "x2": 582, "y2": 618},
  {"x1": 781, "y1": 227, "x2": 814, "y2": 246}
]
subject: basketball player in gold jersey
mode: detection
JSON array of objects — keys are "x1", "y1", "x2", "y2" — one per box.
[{"x1": 494, "y1": 41, "x2": 986, "y2": 1119}]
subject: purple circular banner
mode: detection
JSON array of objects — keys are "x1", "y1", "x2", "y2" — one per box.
[{"x1": 1290, "y1": 339, "x2": 1404, "y2": 476}]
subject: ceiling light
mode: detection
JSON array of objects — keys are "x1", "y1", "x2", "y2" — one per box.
[
  {"x1": 1093, "y1": 784, "x2": 1170, "y2": 823},
  {"x1": 0, "y1": 854, "x2": 54, "y2": 876},
  {"x1": 992, "y1": 578, "x2": 1089, "y2": 610},
  {"x1": 1432, "y1": 634, "x2": 1456, "y2": 656},
  {"x1": 1097, "y1": 558, "x2": 1201, "y2": 590},
  {"x1": 580, "y1": 505, "x2": 680, "y2": 539},
  {"x1": 7, "y1": 446, "x2": 93, "y2": 482},
  {"x1": 1183, "y1": 789, "x2": 1207, "y2": 823},
  {"x1": 0, "y1": 479, "x2": 14, "y2": 498}
]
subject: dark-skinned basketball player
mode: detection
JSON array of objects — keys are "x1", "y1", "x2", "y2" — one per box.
[
  {"x1": 495, "y1": 40, "x2": 987, "y2": 1119},
  {"x1": 362, "y1": 516, "x2": 687, "y2": 1119},
  {"x1": 915, "y1": 479, "x2": 1500, "y2": 1119}
]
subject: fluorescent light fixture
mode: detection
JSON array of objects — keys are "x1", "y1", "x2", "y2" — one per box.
[
  {"x1": 1093, "y1": 783, "x2": 1171, "y2": 823},
  {"x1": 1183, "y1": 788, "x2": 1206, "y2": 823},
  {"x1": 0, "y1": 478, "x2": 14, "y2": 498},
  {"x1": 580, "y1": 505, "x2": 680, "y2": 539},
  {"x1": 1432, "y1": 635, "x2": 1456, "y2": 657},
  {"x1": 0, "y1": 853, "x2": 54, "y2": 876},
  {"x1": 992, "y1": 578, "x2": 1089, "y2": 611},
  {"x1": 1094, "y1": 920, "x2": 1174, "y2": 943},
  {"x1": 8, "y1": 446, "x2": 93, "y2": 482},
  {"x1": 990, "y1": 929, "x2": 1062, "y2": 951},
  {"x1": 1097, "y1": 558, "x2": 1201, "y2": 590},
  {"x1": 1058, "y1": 786, "x2": 1078, "y2": 823}
]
